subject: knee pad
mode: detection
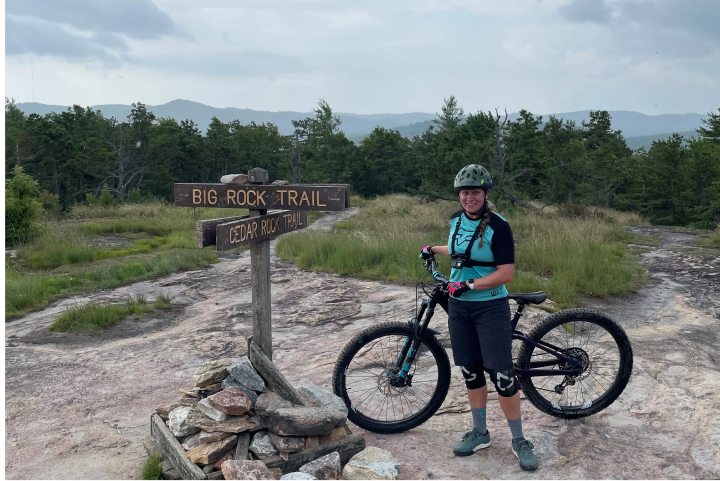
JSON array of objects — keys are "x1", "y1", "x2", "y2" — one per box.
[
  {"x1": 461, "y1": 361, "x2": 487, "y2": 390},
  {"x1": 488, "y1": 367, "x2": 518, "y2": 397}
]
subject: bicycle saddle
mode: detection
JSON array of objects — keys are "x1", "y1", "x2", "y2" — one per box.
[{"x1": 508, "y1": 292, "x2": 547, "y2": 305}]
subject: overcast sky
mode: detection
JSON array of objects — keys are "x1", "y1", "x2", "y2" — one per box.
[{"x1": 5, "y1": 0, "x2": 720, "y2": 115}]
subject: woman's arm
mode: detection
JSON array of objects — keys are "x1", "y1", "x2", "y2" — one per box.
[
  {"x1": 469, "y1": 264, "x2": 514, "y2": 290},
  {"x1": 430, "y1": 245, "x2": 450, "y2": 257}
]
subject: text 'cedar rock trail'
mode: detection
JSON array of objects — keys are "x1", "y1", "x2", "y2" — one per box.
[
  {"x1": 174, "y1": 184, "x2": 348, "y2": 211},
  {"x1": 216, "y1": 211, "x2": 308, "y2": 251}
]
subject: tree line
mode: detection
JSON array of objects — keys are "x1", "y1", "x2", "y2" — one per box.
[{"x1": 5, "y1": 97, "x2": 720, "y2": 228}]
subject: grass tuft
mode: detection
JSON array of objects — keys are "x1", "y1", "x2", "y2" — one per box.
[
  {"x1": 49, "y1": 294, "x2": 174, "y2": 332},
  {"x1": 141, "y1": 455, "x2": 164, "y2": 480}
]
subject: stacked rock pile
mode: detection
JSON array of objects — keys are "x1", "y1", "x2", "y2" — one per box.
[{"x1": 148, "y1": 355, "x2": 402, "y2": 480}]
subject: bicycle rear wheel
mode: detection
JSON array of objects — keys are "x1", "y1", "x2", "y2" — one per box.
[
  {"x1": 516, "y1": 308, "x2": 633, "y2": 419},
  {"x1": 332, "y1": 322, "x2": 451, "y2": 434}
]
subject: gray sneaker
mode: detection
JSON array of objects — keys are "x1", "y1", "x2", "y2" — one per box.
[
  {"x1": 453, "y1": 429, "x2": 491, "y2": 456},
  {"x1": 512, "y1": 438, "x2": 538, "y2": 470}
]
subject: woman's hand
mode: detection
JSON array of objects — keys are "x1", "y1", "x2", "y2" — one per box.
[
  {"x1": 447, "y1": 281, "x2": 470, "y2": 297},
  {"x1": 419, "y1": 246, "x2": 434, "y2": 259}
]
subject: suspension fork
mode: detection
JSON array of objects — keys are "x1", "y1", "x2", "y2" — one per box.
[{"x1": 393, "y1": 289, "x2": 441, "y2": 380}]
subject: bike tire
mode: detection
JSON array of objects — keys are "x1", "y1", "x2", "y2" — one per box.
[
  {"x1": 332, "y1": 322, "x2": 451, "y2": 434},
  {"x1": 516, "y1": 308, "x2": 633, "y2": 419}
]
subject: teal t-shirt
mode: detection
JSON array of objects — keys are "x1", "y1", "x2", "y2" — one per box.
[{"x1": 447, "y1": 210, "x2": 515, "y2": 301}]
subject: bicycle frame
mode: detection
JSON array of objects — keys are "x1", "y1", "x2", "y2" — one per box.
[{"x1": 392, "y1": 265, "x2": 583, "y2": 382}]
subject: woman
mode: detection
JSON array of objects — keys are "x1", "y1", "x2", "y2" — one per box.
[{"x1": 420, "y1": 164, "x2": 538, "y2": 471}]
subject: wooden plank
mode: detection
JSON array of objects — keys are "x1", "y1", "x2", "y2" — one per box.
[
  {"x1": 195, "y1": 215, "x2": 249, "y2": 248},
  {"x1": 248, "y1": 341, "x2": 307, "y2": 406},
  {"x1": 233, "y1": 432, "x2": 252, "y2": 461},
  {"x1": 216, "y1": 211, "x2": 307, "y2": 252},
  {"x1": 150, "y1": 414, "x2": 207, "y2": 480},
  {"x1": 263, "y1": 435, "x2": 366, "y2": 473},
  {"x1": 323, "y1": 184, "x2": 350, "y2": 208},
  {"x1": 174, "y1": 184, "x2": 347, "y2": 211}
]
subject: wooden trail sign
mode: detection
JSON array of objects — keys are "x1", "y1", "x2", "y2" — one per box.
[
  {"x1": 175, "y1": 168, "x2": 349, "y2": 360},
  {"x1": 216, "y1": 210, "x2": 307, "y2": 252},
  {"x1": 174, "y1": 183, "x2": 347, "y2": 211}
]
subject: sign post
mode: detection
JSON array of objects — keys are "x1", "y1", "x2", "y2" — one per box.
[{"x1": 175, "y1": 170, "x2": 349, "y2": 361}]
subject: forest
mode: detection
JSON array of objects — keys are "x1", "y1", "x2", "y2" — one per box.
[{"x1": 5, "y1": 96, "x2": 720, "y2": 232}]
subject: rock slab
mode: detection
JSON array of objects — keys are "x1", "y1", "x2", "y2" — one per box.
[
  {"x1": 186, "y1": 406, "x2": 262, "y2": 433},
  {"x1": 280, "y1": 473, "x2": 317, "y2": 480},
  {"x1": 261, "y1": 407, "x2": 346, "y2": 436},
  {"x1": 250, "y1": 431, "x2": 280, "y2": 458},
  {"x1": 194, "y1": 358, "x2": 233, "y2": 388},
  {"x1": 222, "y1": 377, "x2": 260, "y2": 406},
  {"x1": 297, "y1": 381, "x2": 349, "y2": 417},
  {"x1": 342, "y1": 446, "x2": 402, "y2": 480},
  {"x1": 255, "y1": 392, "x2": 293, "y2": 415},
  {"x1": 299, "y1": 451, "x2": 341, "y2": 480},
  {"x1": 181, "y1": 431, "x2": 203, "y2": 451},
  {"x1": 269, "y1": 432, "x2": 305, "y2": 453},
  {"x1": 199, "y1": 430, "x2": 233, "y2": 444},
  {"x1": 227, "y1": 357, "x2": 267, "y2": 392},
  {"x1": 209, "y1": 388, "x2": 253, "y2": 416},
  {"x1": 222, "y1": 460, "x2": 275, "y2": 480},
  {"x1": 168, "y1": 406, "x2": 200, "y2": 438},
  {"x1": 197, "y1": 398, "x2": 229, "y2": 422},
  {"x1": 186, "y1": 435, "x2": 238, "y2": 464}
]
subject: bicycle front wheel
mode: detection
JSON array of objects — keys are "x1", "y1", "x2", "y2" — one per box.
[
  {"x1": 516, "y1": 308, "x2": 633, "y2": 419},
  {"x1": 332, "y1": 322, "x2": 451, "y2": 434}
]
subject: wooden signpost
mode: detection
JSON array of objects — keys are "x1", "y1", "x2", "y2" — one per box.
[{"x1": 175, "y1": 168, "x2": 349, "y2": 360}]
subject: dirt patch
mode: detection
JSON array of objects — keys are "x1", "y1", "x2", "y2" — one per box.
[{"x1": 5, "y1": 218, "x2": 720, "y2": 479}]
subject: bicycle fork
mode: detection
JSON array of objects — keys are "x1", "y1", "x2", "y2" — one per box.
[{"x1": 389, "y1": 294, "x2": 439, "y2": 387}]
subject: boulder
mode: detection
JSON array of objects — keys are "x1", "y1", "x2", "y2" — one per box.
[
  {"x1": 249, "y1": 431, "x2": 279, "y2": 458},
  {"x1": 186, "y1": 435, "x2": 237, "y2": 464},
  {"x1": 269, "y1": 432, "x2": 305, "y2": 453},
  {"x1": 255, "y1": 392, "x2": 293, "y2": 416},
  {"x1": 304, "y1": 436, "x2": 319, "y2": 449},
  {"x1": 222, "y1": 377, "x2": 259, "y2": 407},
  {"x1": 341, "y1": 446, "x2": 402, "y2": 480},
  {"x1": 221, "y1": 460, "x2": 275, "y2": 480},
  {"x1": 299, "y1": 451, "x2": 341, "y2": 480},
  {"x1": 199, "y1": 430, "x2": 233, "y2": 444},
  {"x1": 181, "y1": 431, "x2": 203, "y2": 451},
  {"x1": 280, "y1": 473, "x2": 317, "y2": 480},
  {"x1": 160, "y1": 460, "x2": 181, "y2": 480},
  {"x1": 209, "y1": 388, "x2": 253, "y2": 416},
  {"x1": 260, "y1": 406, "x2": 345, "y2": 436},
  {"x1": 197, "y1": 398, "x2": 229, "y2": 422},
  {"x1": 169, "y1": 406, "x2": 200, "y2": 438},
  {"x1": 186, "y1": 406, "x2": 263, "y2": 433},
  {"x1": 318, "y1": 426, "x2": 348, "y2": 445},
  {"x1": 156, "y1": 402, "x2": 182, "y2": 419},
  {"x1": 227, "y1": 357, "x2": 267, "y2": 392},
  {"x1": 194, "y1": 358, "x2": 234, "y2": 388},
  {"x1": 297, "y1": 381, "x2": 348, "y2": 417}
]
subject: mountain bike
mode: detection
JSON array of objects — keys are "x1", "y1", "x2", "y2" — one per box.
[{"x1": 332, "y1": 255, "x2": 633, "y2": 434}]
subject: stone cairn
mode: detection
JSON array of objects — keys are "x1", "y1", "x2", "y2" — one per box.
[{"x1": 146, "y1": 352, "x2": 402, "y2": 480}]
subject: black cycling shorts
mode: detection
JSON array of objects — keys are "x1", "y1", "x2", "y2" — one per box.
[{"x1": 447, "y1": 296, "x2": 513, "y2": 370}]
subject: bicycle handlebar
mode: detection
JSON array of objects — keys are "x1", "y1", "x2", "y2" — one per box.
[{"x1": 422, "y1": 256, "x2": 448, "y2": 283}]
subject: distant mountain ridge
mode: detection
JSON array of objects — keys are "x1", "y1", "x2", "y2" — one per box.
[
  {"x1": 16, "y1": 99, "x2": 707, "y2": 142},
  {"x1": 15, "y1": 99, "x2": 436, "y2": 137}
]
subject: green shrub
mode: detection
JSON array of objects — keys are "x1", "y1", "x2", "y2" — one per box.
[
  {"x1": 5, "y1": 166, "x2": 43, "y2": 246},
  {"x1": 127, "y1": 188, "x2": 143, "y2": 204},
  {"x1": 99, "y1": 185, "x2": 116, "y2": 208},
  {"x1": 141, "y1": 455, "x2": 164, "y2": 480},
  {"x1": 39, "y1": 190, "x2": 63, "y2": 218},
  {"x1": 86, "y1": 192, "x2": 99, "y2": 206}
]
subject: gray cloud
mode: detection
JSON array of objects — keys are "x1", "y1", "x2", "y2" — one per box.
[
  {"x1": 557, "y1": 0, "x2": 612, "y2": 23},
  {"x1": 5, "y1": 16, "x2": 124, "y2": 66},
  {"x1": 143, "y1": 51, "x2": 310, "y2": 77},
  {"x1": 622, "y1": 0, "x2": 720, "y2": 43},
  {"x1": 6, "y1": 0, "x2": 189, "y2": 40}
]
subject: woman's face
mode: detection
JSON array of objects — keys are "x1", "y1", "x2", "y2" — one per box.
[{"x1": 459, "y1": 188, "x2": 488, "y2": 213}]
